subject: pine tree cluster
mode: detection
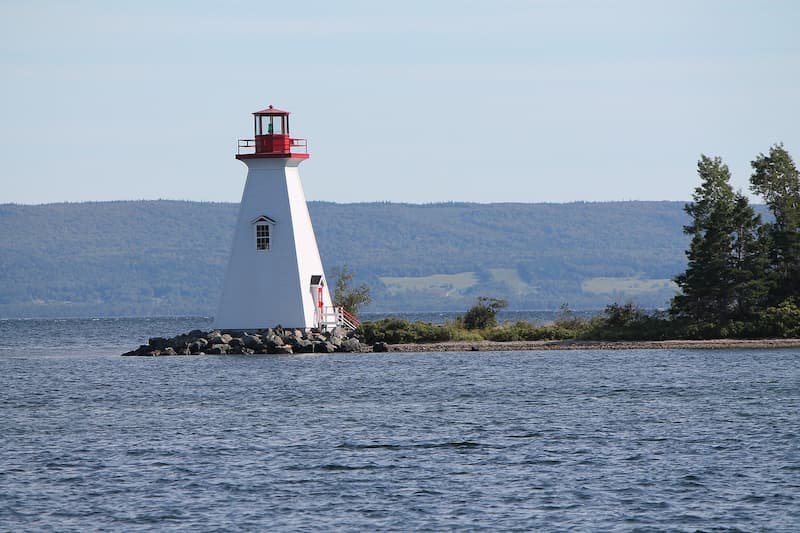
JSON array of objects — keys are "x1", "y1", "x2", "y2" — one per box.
[{"x1": 670, "y1": 144, "x2": 800, "y2": 337}]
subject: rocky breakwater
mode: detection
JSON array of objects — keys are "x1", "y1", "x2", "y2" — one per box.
[{"x1": 122, "y1": 327, "x2": 364, "y2": 356}]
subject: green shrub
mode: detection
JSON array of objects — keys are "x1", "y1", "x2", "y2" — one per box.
[
  {"x1": 462, "y1": 297, "x2": 507, "y2": 329},
  {"x1": 756, "y1": 298, "x2": 800, "y2": 337},
  {"x1": 485, "y1": 321, "x2": 580, "y2": 342},
  {"x1": 358, "y1": 318, "x2": 458, "y2": 344}
]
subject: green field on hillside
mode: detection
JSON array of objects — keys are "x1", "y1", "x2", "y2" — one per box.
[{"x1": 582, "y1": 277, "x2": 678, "y2": 295}]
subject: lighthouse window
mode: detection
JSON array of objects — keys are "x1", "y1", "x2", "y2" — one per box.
[{"x1": 256, "y1": 223, "x2": 270, "y2": 251}]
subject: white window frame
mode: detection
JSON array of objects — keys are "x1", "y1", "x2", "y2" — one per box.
[
  {"x1": 255, "y1": 222, "x2": 271, "y2": 251},
  {"x1": 252, "y1": 215, "x2": 275, "y2": 252}
]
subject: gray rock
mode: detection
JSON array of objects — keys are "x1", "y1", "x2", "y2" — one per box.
[
  {"x1": 122, "y1": 345, "x2": 149, "y2": 356},
  {"x1": 208, "y1": 333, "x2": 233, "y2": 345},
  {"x1": 294, "y1": 339, "x2": 314, "y2": 353},
  {"x1": 230, "y1": 345, "x2": 255, "y2": 355},
  {"x1": 272, "y1": 344, "x2": 293, "y2": 355},
  {"x1": 339, "y1": 338, "x2": 361, "y2": 353},
  {"x1": 372, "y1": 342, "x2": 389, "y2": 352},
  {"x1": 206, "y1": 343, "x2": 230, "y2": 355},
  {"x1": 331, "y1": 326, "x2": 348, "y2": 339},
  {"x1": 267, "y1": 334, "x2": 284, "y2": 346},
  {"x1": 313, "y1": 341, "x2": 336, "y2": 353},
  {"x1": 188, "y1": 340, "x2": 206, "y2": 354},
  {"x1": 148, "y1": 337, "x2": 170, "y2": 349},
  {"x1": 265, "y1": 338, "x2": 283, "y2": 352},
  {"x1": 252, "y1": 342, "x2": 267, "y2": 354},
  {"x1": 242, "y1": 334, "x2": 262, "y2": 348}
]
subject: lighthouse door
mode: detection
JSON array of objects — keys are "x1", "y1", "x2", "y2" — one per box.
[{"x1": 309, "y1": 275, "x2": 324, "y2": 327}]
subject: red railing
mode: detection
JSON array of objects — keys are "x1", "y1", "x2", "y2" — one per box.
[
  {"x1": 340, "y1": 307, "x2": 361, "y2": 328},
  {"x1": 237, "y1": 138, "x2": 308, "y2": 155}
]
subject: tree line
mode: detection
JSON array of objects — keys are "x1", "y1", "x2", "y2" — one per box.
[
  {"x1": 669, "y1": 143, "x2": 800, "y2": 336},
  {"x1": 357, "y1": 143, "x2": 800, "y2": 344}
]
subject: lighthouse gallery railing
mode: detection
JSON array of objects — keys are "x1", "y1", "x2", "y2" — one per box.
[{"x1": 237, "y1": 138, "x2": 309, "y2": 155}]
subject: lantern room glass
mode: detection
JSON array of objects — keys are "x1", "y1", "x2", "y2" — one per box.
[{"x1": 256, "y1": 115, "x2": 289, "y2": 136}]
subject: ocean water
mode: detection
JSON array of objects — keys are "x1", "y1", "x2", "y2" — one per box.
[{"x1": 1, "y1": 318, "x2": 798, "y2": 531}]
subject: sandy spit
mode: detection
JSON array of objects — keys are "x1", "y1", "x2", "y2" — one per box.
[{"x1": 378, "y1": 338, "x2": 800, "y2": 353}]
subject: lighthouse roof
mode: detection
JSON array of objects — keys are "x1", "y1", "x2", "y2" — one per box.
[{"x1": 253, "y1": 105, "x2": 290, "y2": 116}]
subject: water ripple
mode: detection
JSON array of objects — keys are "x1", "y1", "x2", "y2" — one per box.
[{"x1": 1, "y1": 318, "x2": 799, "y2": 530}]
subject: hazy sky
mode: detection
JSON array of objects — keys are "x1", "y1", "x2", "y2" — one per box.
[{"x1": 1, "y1": 0, "x2": 798, "y2": 204}]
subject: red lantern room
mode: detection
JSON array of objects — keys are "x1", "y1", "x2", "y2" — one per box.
[{"x1": 236, "y1": 105, "x2": 309, "y2": 160}]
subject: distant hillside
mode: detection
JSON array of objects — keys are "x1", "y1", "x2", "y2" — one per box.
[{"x1": 0, "y1": 200, "x2": 707, "y2": 318}]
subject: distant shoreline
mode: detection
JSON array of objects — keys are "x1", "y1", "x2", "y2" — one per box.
[{"x1": 378, "y1": 338, "x2": 800, "y2": 352}]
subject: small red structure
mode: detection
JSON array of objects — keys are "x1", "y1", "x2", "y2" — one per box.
[{"x1": 236, "y1": 105, "x2": 309, "y2": 160}]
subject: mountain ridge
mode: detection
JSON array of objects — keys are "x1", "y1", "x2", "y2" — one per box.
[{"x1": 0, "y1": 199, "x2": 722, "y2": 318}]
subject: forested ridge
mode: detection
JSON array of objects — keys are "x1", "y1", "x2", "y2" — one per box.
[{"x1": 0, "y1": 200, "x2": 704, "y2": 318}]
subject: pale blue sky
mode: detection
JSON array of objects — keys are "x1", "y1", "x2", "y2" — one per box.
[{"x1": 1, "y1": 0, "x2": 798, "y2": 204}]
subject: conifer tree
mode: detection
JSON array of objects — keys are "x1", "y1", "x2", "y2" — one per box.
[
  {"x1": 750, "y1": 143, "x2": 800, "y2": 304},
  {"x1": 730, "y1": 195, "x2": 771, "y2": 318},
  {"x1": 672, "y1": 155, "x2": 764, "y2": 323}
]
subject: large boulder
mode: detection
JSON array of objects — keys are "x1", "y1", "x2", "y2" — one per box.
[
  {"x1": 189, "y1": 339, "x2": 207, "y2": 354},
  {"x1": 267, "y1": 334, "x2": 284, "y2": 346},
  {"x1": 313, "y1": 341, "x2": 336, "y2": 353},
  {"x1": 230, "y1": 345, "x2": 255, "y2": 355},
  {"x1": 372, "y1": 342, "x2": 389, "y2": 353},
  {"x1": 122, "y1": 345, "x2": 150, "y2": 356},
  {"x1": 265, "y1": 337, "x2": 284, "y2": 353},
  {"x1": 241, "y1": 334, "x2": 262, "y2": 348},
  {"x1": 339, "y1": 338, "x2": 361, "y2": 353},
  {"x1": 251, "y1": 342, "x2": 267, "y2": 354},
  {"x1": 206, "y1": 343, "x2": 230, "y2": 355},
  {"x1": 330, "y1": 326, "x2": 348, "y2": 339},
  {"x1": 294, "y1": 339, "x2": 314, "y2": 353},
  {"x1": 208, "y1": 333, "x2": 232, "y2": 345},
  {"x1": 148, "y1": 337, "x2": 170, "y2": 349},
  {"x1": 272, "y1": 344, "x2": 293, "y2": 355},
  {"x1": 228, "y1": 337, "x2": 244, "y2": 348}
]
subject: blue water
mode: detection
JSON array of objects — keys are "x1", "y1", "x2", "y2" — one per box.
[{"x1": 1, "y1": 318, "x2": 799, "y2": 530}]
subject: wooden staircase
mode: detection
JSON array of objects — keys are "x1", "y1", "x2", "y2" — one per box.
[{"x1": 321, "y1": 306, "x2": 361, "y2": 331}]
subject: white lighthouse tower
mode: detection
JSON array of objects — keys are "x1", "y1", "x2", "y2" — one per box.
[{"x1": 214, "y1": 105, "x2": 335, "y2": 331}]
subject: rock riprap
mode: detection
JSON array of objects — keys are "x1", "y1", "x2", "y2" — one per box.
[{"x1": 122, "y1": 327, "x2": 363, "y2": 356}]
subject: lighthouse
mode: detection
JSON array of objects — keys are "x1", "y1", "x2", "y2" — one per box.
[{"x1": 214, "y1": 105, "x2": 335, "y2": 331}]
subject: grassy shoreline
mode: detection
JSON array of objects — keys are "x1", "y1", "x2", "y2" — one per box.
[{"x1": 356, "y1": 300, "x2": 800, "y2": 347}]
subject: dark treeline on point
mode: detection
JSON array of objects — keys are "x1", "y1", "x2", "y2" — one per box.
[
  {"x1": 360, "y1": 144, "x2": 800, "y2": 343},
  {"x1": 667, "y1": 143, "x2": 800, "y2": 338},
  {"x1": 552, "y1": 143, "x2": 800, "y2": 340}
]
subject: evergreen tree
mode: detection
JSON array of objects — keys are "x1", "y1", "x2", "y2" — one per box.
[
  {"x1": 672, "y1": 155, "x2": 764, "y2": 323},
  {"x1": 730, "y1": 195, "x2": 771, "y2": 318},
  {"x1": 750, "y1": 143, "x2": 800, "y2": 303}
]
